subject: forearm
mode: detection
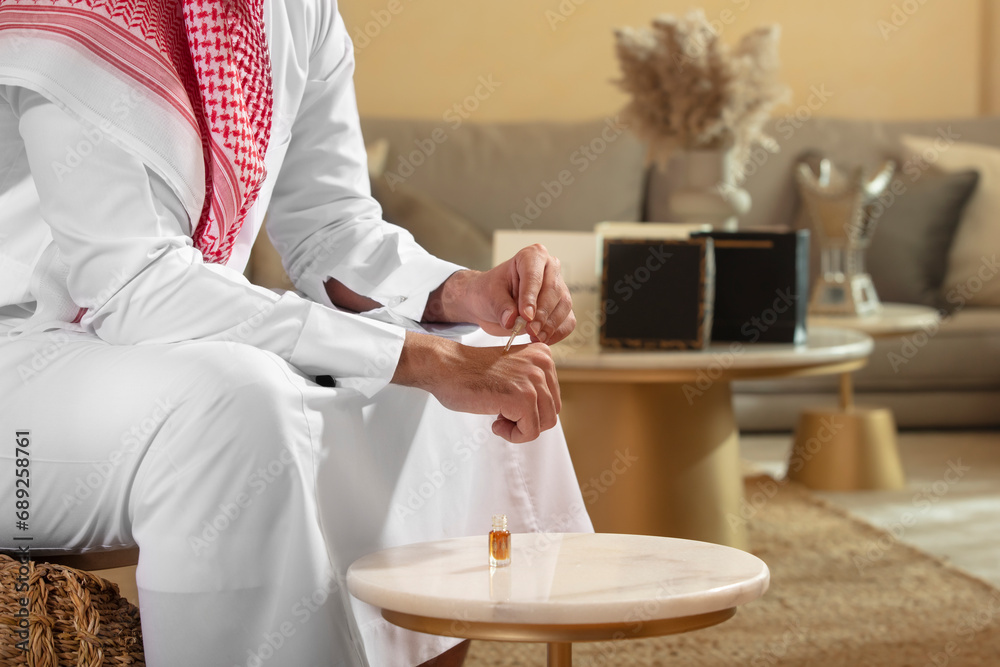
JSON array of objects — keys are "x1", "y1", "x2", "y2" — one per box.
[
  {"x1": 324, "y1": 277, "x2": 382, "y2": 313},
  {"x1": 323, "y1": 268, "x2": 475, "y2": 324}
]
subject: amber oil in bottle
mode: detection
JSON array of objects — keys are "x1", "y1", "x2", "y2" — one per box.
[{"x1": 489, "y1": 514, "x2": 511, "y2": 567}]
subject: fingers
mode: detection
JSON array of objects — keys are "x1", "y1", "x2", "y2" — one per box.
[
  {"x1": 491, "y1": 344, "x2": 559, "y2": 443},
  {"x1": 531, "y1": 292, "x2": 574, "y2": 345},
  {"x1": 492, "y1": 416, "x2": 517, "y2": 441},
  {"x1": 496, "y1": 400, "x2": 541, "y2": 444},
  {"x1": 546, "y1": 308, "x2": 577, "y2": 347},
  {"x1": 514, "y1": 246, "x2": 546, "y2": 323},
  {"x1": 515, "y1": 246, "x2": 575, "y2": 344}
]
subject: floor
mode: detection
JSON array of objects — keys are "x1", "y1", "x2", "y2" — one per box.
[{"x1": 741, "y1": 429, "x2": 1000, "y2": 587}]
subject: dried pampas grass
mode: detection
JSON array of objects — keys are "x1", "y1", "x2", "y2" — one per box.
[{"x1": 614, "y1": 10, "x2": 789, "y2": 182}]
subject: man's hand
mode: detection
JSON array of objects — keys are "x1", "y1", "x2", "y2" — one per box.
[
  {"x1": 425, "y1": 244, "x2": 576, "y2": 344},
  {"x1": 392, "y1": 332, "x2": 561, "y2": 443}
]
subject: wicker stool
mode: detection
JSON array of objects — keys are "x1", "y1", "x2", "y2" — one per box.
[{"x1": 0, "y1": 549, "x2": 144, "y2": 666}]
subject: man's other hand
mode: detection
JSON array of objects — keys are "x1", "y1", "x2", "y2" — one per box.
[{"x1": 392, "y1": 332, "x2": 561, "y2": 443}]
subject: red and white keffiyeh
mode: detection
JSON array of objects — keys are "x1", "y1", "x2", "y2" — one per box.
[{"x1": 0, "y1": 0, "x2": 273, "y2": 264}]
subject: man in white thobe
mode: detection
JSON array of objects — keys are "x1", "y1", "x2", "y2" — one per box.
[{"x1": 0, "y1": 0, "x2": 592, "y2": 665}]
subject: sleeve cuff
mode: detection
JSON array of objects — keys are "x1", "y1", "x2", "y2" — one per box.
[
  {"x1": 289, "y1": 301, "x2": 406, "y2": 397},
  {"x1": 367, "y1": 255, "x2": 465, "y2": 321}
]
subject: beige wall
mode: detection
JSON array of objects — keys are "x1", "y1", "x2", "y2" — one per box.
[
  {"x1": 984, "y1": 0, "x2": 1000, "y2": 114},
  {"x1": 341, "y1": 0, "x2": 991, "y2": 122}
]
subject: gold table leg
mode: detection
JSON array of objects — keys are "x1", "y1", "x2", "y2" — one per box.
[
  {"x1": 548, "y1": 642, "x2": 572, "y2": 666},
  {"x1": 839, "y1": 371, "x2": 854, "y2": 411},
  {"x1": 559, "y1": 380, "x2": 746, "y2": 550},
  {"x1": 788, "y1": 371, "x2": 905, "y2": 490}
]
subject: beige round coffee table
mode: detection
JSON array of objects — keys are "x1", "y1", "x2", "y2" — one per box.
[
  {"x1": 347, "y1": 532, "x2": 769, "y2": 667},
  {"x1": 552, "y1": 327, "x2": 872, "y2": 550},
  {"x1": 791, "y1": 303, "x2": 942, "y2": 491}
]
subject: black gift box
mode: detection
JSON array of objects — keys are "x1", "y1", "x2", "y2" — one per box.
[
  {"x1": 599, "y1": 237, "x2": 715, "y2": 350},
  {"x1": 691, "y1": 230, "x2": 809, "y2": 344}
]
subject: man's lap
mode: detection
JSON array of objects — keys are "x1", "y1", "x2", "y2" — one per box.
[{"x1": 0, "y1": 327, "x2": 592, "y2": 553}]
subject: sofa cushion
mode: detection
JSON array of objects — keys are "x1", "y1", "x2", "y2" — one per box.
[
  {"x1": 360, "y1": 117, "x2": 647, "y2": 235},
  {"x1": 902, "y1": 135, "x2": 1000, "y2": 307},
  {"x1": 246, "y1": 137, "x2": 489, "y2": 288},
  {"x1": 866, "y1": 169, "x2": 980, "y2": 311},
  {"x1": 734, "y1": 307, "x2": 1000, "y2": 394},
  {"x1": 371, "y1": 176, "x2": 492, "y2": 271}
]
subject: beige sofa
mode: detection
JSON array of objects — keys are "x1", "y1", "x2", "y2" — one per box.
[{"x1": 246, "y1": 115, "x2": 1000, "y2": 430}]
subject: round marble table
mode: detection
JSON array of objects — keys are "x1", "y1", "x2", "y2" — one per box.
[
  {"x1": 347, "y1": 532, "x2": 770, "y2": 667},
  {"x1": 552, "y1": 327, "x2": 873, "y2": 550},
  {"x1": 809, "y1": 303, "x2": 942, "y2": 338},
  {"x1": 790, "y1": 304, "x2": 942, "y2": 491}
]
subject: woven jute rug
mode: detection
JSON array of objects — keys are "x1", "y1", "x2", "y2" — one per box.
[{"x1": 466, "y1": 475, "x2": 1000, "y2": 666}]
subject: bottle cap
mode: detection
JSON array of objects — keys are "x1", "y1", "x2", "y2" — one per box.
[{"x1": 491, "y1": 514, "x2": 507, "y2": 531}]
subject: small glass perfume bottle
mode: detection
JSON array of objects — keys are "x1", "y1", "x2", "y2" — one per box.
[{"x1": 489, "y1": 514, "x2": 511, "y2": 567}]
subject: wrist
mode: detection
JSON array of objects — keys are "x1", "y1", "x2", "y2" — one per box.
[
  {"x1": 423, "y1": 270, "x2": 478, "y2": 323},
  {"x1": 392, "y1": 331, "x2": 461, "y2": 389}
]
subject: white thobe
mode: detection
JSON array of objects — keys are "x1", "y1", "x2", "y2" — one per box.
[{"x1": 0, "y1": 1, "x2": 592, "y2": 665}]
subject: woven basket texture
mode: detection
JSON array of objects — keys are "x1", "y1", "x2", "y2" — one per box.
[{"x1": 0, "y1": 554, "x2": 144, "y2": 666}]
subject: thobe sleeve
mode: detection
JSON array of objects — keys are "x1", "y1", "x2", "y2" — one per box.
[
  {"x1": 263, "y1": 3, "x2": 464, "y2": 322},
  {"x1": 3, "y1": 85, "x2": 404, "y2": 397}
]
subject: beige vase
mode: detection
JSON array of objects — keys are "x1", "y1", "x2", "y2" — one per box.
[{"x1": 669, "y1": 149, "x2": 751, "y2": 231}]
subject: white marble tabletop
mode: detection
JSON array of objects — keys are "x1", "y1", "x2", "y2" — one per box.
[
  {"x1": 552, "y1": 326, "x2": 872, "y2": 373},
  {"x1": 809, "y1": 303, "x2": 941, "y2": 337},
  {"x1": 347, "y1": 533, "x2": 769, "y2": 626}
]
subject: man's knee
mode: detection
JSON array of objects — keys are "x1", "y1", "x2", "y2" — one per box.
[
  {"x1": 158, "y1": 343, "x2": 310, "y2": 470},
  {"x1": 176, "y1": 342, "x2": 297, "y2": 411}
]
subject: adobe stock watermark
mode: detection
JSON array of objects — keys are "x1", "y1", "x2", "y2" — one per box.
[
  {"x1": 728, "y1": 421, "x2": 845, "y2": 531},
  {"x1": 945, "y1": 254, "x2": 1000, "y2": 310},
  {"x1": 349, "y1": 0, "x2": 412, "y2": 52},
  {"x1": 391, "y1": 425, "x2": 493, "y2": 520},
  {"x1": 545, "y1": 0, "x2": 590, "y2": 31},
  {"x1": 188, "y1": 444, "x2": 301, "y2": 556},
  {"x1": 605, "y1": 244, "x2": 673, "y2": 302},
  {"x1": 16, "y1": 331, "x2": 73, "y2": 384},
  {"x1": 518, "y1": 506, "x2": 599, "y2": 569},
  {"x1": 853, "y1": 459, "x2": 970, "y2": 575},
  {"x1": 922, "y1": 592, "x2": 1000, "y2": 667},
  {"x1": 382, "y1": 74, "x2": 502, "y2": 191},
  {"x1": 580, "y1": 448, "x2": 638, "y2": 506},
  {"x1": 59, "y1": 396, "x2": 176, "y2": 508},
  {"x1": 749, "y1": 618, "x2": 809, "y2": 667},
  {"x1": 547, "y1": 242, "x2": 674, "y2": 359},
  {"x1": 11, "y1": 547, "x2": 31, "y2": 653},
  {"x1": 510, "y1": 115, "x2": 628, "y2": 230},
  {"x1": 773, "y1": 84, "x2": 835, "y2": 142},
  {"x1": 878, "y1": 0, "x2": 930, "y2": 41},
  {"x1": 583, "y1": 579, "x2": 684, "y2": 666},
  {"x1": 784, "y1": 416, "x2": 846, "y2": 479},
  {"x1": 548, "y1": 243, "x2": 681, "y2": 361},
  {"x1": 220, "y1": 298, "x2": 277, "y2": 350},
  {"x1": 235, "y1": 568, "x2": 347, "y2": 667},
  {"x1": 717, "y1": 82, "x2": 833, "y2": 200},
  {"x1": 16, "y1": 265, "x2": 134, "y2": 384}
]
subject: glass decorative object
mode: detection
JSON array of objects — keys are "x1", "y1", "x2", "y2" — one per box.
[{"x1": 796, "y1": 157, "x2": 895, "y2": 316}]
